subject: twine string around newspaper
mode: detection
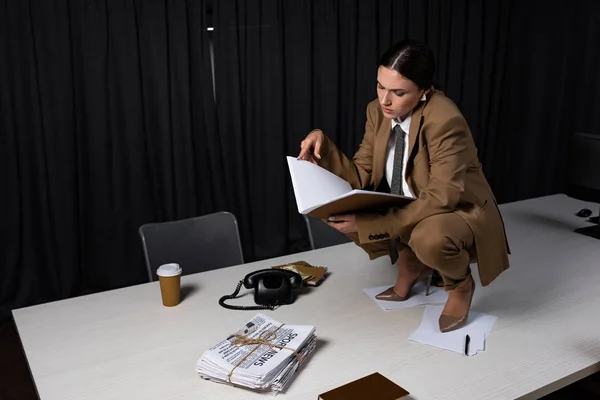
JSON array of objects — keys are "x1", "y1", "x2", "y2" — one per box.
[{"x1": 227, "y1": 324, "x2": 303, "y2": 384}]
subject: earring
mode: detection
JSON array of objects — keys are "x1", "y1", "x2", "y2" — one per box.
[{"x1": 421, "y1": 93, "x2": 427, "y2": 101}]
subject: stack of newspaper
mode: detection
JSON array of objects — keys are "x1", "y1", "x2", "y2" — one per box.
[{"x1": 196, "y1": 313, "x2": 317, "y2": 393}]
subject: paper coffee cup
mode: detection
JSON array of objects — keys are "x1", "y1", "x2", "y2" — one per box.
[{"x1": 157, "y1": 263, "x2": 182, "y2": 307}]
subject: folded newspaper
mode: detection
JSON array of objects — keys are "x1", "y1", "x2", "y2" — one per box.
[{"x1": 196, "y1": 313, "x2": 317, "y2": 393}]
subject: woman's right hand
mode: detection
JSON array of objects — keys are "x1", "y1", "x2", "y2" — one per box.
[{"x1": 297, "y1": 129, "x2": 324, "y2": 165}]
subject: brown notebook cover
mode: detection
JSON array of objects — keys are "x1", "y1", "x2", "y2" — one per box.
[
  {"x1": 318, "y1": 372, "x2": 409, "y2": 400},
  {"x1": 272, "y1": 261, "x2": 328, "y2": 286},
  {"x1": 307, "y1": 192, "x2": 413, "y2": 220}
]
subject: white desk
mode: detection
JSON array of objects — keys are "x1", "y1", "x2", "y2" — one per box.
[{"x1": 13, "y1": 194, "x2": 600, "y2": 400}]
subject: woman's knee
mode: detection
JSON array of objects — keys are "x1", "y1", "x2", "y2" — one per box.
[{"x1": 409, "y1": 221, "x2": 461, "y2": 267}]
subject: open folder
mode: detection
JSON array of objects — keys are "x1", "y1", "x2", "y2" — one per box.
[{"x1": 286, "y1": 156, "x2": 414, "y2": 220}]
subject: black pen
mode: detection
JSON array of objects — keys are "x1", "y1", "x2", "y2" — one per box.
[{"x1": 464, "y1": 334, "x2": 470, "y2": 356}]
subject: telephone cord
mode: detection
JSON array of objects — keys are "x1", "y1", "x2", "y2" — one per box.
[{"x1": 218, "y1": 280, "x2": 275, "y2": 311}]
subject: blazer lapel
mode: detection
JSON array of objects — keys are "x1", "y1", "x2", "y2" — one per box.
[
  {"x1": 405, "y1": 114, "x2": 425, "y2": 190},
  {"x1": 405, "y1": 113, "x2": 423, "y2": 195},
  {"x1": 372, "y1": 118, "x2": 392, "y2": 190},
  {"x1": 406, "y1": 103, "x2": 427, "y2": 164},
  {"x1": 405, "y1": 91, "x2": 434, "y2": 192}
]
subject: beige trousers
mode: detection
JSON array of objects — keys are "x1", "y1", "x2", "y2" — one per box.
[{"x1": 347, "y1": 212, "x2": 475, "y2": 290}]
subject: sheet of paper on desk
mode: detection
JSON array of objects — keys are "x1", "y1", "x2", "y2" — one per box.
[
  {"x1": 363, "y1": 281, "x2": 448, "y2": 311},
  {"x1": 408, "y1": 305, "x2": 497, "y2": 356}
]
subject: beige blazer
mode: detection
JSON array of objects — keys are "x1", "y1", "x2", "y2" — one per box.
[{"x1": 317, "y1": 89, "x2": 510, "y2": 286}]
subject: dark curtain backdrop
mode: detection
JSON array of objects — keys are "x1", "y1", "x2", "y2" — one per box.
[
  {"x1": 2, "y1": 0, "x2": 600, "y2": 317},
  {"x1": 213, "y1": 0, "x2": 600, "y2": 259},
  {"x1": 0, "y1": 0, "x2": 223, "y2": 318}
]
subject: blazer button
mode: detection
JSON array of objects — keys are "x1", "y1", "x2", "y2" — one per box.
[
  {"x1": 368, "y1": 235, "x2": 374, "y2": 240},
  {"x1": 384, "y1": 233, "x2": 390, "y2": 238}
]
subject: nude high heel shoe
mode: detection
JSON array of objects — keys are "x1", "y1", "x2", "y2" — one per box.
[
  {"x1": 375, "y1": 268, "x2": 433, "y2": 301},
  {"x1": 438, "y1": 274, "x2": 475, "y2": 332}
]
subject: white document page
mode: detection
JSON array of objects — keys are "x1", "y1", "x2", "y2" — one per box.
[
  {"x1": 286, "y1": 156, "x2": 352, "y2": 213},
  {"x1": 408, "y1": 305, "x2": 497, "y2": 356}
]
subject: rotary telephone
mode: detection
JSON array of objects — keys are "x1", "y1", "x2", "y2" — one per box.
[{"x1": 218, "y1": 269, "x2": 303, "y2": 310}]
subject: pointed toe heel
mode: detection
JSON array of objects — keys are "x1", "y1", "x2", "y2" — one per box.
[
  {"x1": 375, "y1": 268, "x2": 435, "y2": 302},
  {"x1": 438, "y1": 275, "x2": 475, "y2": 333},
  {"x1": 438, "y1": 315, "x2": 468, "y2": 333},
  {"x1": 375, "y1": 287, "x2": 407, "y2": 301}
]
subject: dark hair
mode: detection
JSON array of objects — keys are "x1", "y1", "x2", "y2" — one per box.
[{"x1": 379, "y1": 39, "x2": 435, "y2": 90}]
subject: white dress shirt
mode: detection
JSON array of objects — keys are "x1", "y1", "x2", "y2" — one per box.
[{"x1": 385, "y1": 115, "x2": 415, "y2": 197}]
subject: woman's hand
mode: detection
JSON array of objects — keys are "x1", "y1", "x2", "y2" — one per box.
[
  {"x1": 325, "y1": 214, "x2": 357, "y2": 234},
  {"x1": 298, "y1": 130, "x2": 324, "y2": 165}
]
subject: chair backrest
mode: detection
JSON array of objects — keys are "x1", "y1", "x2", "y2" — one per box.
[
  {"x1": 139, "y1": 211, "x2": 244, "y2": 282},
  {"x1": 303, "y1": 215, "x2": 352, "y2": 250}
]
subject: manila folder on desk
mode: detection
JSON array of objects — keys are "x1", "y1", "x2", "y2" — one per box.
[{"x1": 286, "y1": 156, "x2": 414, "y2": 220}]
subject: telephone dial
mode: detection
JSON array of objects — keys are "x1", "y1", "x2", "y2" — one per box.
[{"x1": 219, "y1": 269, "x2": 303, "y2": 310}]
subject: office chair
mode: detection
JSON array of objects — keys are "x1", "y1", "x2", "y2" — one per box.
[
  {"x1": 303, "y1": 215, "x2": 353, "y2": 250},
  {"x1": 139, "y1": 211, "x2": 244, "y2": 282}
]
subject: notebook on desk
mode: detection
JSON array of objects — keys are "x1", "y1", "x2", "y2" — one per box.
[
  {"x1": 272, "y1": 261, "x2": 328, "y2": 286},
  {"x1": 318, "y1": 372, "x2": 409, "y2": 400}
]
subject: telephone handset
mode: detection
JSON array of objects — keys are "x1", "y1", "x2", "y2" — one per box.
[{"x1": 219, "y1": 269, "x2": 303, "y2": 310}]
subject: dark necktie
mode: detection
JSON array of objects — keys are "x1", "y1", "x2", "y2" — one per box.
[
  {"x1": 390, "y1": 124, "x2": 406, "y2": 195},
  {"x1": 389, "y1": 124, "x2": 406, "y2": 264}
]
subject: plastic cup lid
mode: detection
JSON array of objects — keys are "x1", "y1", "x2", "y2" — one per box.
[{"x1": 156, "y1": 263, "x2": 182, "y2": 277}]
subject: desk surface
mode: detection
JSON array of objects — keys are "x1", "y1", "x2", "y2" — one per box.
[{"x1": 13, "y1": 194, "x2": 600, "y2": 400}]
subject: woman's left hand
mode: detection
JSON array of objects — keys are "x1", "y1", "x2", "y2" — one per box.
[{"x1": 325, "y1": 214, "x2": 357, "y2": 234}]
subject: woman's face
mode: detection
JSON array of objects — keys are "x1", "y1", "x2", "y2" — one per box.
[{"x1": 377, "y1": 66, "x2": 425, "y2": 121}]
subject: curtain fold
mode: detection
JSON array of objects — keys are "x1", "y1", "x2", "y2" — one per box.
[{"x1": 0, "y1": 0, "x2": 222, "y2": 318}]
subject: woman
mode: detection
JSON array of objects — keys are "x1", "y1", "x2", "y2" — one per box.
[{"x1": 298, "y1": 39, "x2": 510, "y2": 333}]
